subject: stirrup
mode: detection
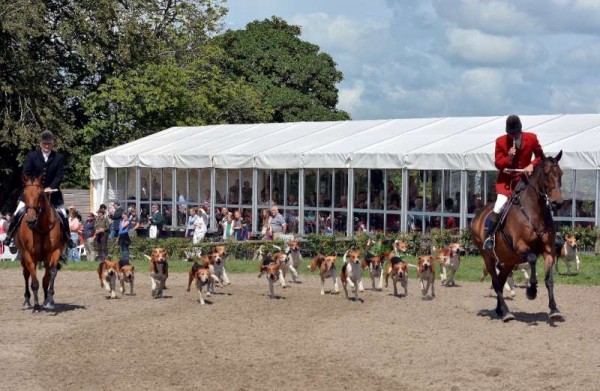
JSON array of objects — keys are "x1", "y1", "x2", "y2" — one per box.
[{"x1": 483, "y1": 236, "x2": 495, "y2": 251}]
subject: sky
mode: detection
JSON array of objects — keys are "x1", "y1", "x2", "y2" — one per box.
[{"x1": 223, "y1": 0, "x2": 600, "y2": 120}]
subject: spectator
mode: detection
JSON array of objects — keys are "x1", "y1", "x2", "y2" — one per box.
[
  {"x1": 241, "y1": 181, "x2": 252, "y2": 204},
  {"x1": 217, "y1": 207, "x2": 229, "y2": 234},
  {"x1": 118, "y1": 211, "x2": 132, "y2": 261},
  {"x1": 198, "y1": 206, "x2": 209, "y2": 228},
  {"x1": 82, "y1": 213, "x2": 96, "y2": 262},
  {"x1": 94, "y1": 209, "x2": 111, "y2": 260},
  {"x1": 0, "y1": 212, "x2": 7, "y2": 256},
  {"x1": 233, "y1": 209, "x2": 244, "y2": 240},
  {"x1": 410, "y1": 197, "x2": 424, "y2": 231},
  {"x1": 149, "y1": 204, "x2": 164, "y2": 239},
  {"x1": 193, "y1": 208, "x2": 208, "y2": 245},
  {"x1": 222, "y1": 212, "x2": 234, "y2": 241},
  {"x1": 110, "y1": 201, "x2": 124, "y2": 240},
  {"x1": 269, "y1": 205, "x2": 287, "y2": 239},
  {"x1": 260, "y1": 209, "x2": 272, "y2": 239},
  {"x1": 127, "y1": 204, "x2": 140, "y2": 238},
  {"x1": 186, "y1": 207, "x2": 199, "y2": 238},
  {"x1": 68, "y1": 208, "x2": 81, "y2": 262}
]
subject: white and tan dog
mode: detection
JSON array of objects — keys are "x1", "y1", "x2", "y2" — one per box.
[
  {"x1": 206, "y1": 245, "x2": 230, "y2": 286},
  {"x1": 97, "y1": 258, "x2": 119, "y2": 299},
  {"x1": 145, "y1": 247, "x2": 169, "y2": 298},
  {"x1": 393, "y1": 239, "x2": 409, "y2": 256},
  {"x1": 386, "y1": 255, "x2": 409, "y2": 296},
  {"x1": 284, "y1": 239, "x2": 303, "y2": 283},
  {"x1": 308, "y1": 253, "x2": 339, "y2": 295},
  {"x1": 417, "y1": 255, "x2": 436, "y2": 298},
  {"x1": 258, "y1": 251, "x2": 287, "y2": 299},
  {"x1": 362, "y1": 253, "x2": 385, "y2": 291},
  {"x1": 481, "y1": 263, "x2": 530, "y2": 297},
  {"x1": 436, "y1": 243, "x2": 465, "y2": 287},
  {"x1": 187, "y1": 262, "x2": 213, "y2": 305},
  {"x1": 340, "y1": 249, "x2": 364, "y2": 301},
  {"x1": 117, "y1": 261, "x2": 135, "y2": 296},
  {"x1": 555, "y1": 234, "x2": 580, "y2": 274}
]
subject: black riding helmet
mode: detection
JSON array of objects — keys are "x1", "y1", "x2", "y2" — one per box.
[{"x1": 506, "y1": 115, "x2": 522, "y2": 136}]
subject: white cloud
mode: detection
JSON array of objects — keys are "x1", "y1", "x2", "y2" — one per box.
[
  {"x1": 338, "y1": 80, "x2": 366, "y2": 113},
  {"x1": 446, "y1": 28, "x2": 546, "y2": 66},
  {"x1": 433, "y1": 0, "x2": 537, "y2": 35}
]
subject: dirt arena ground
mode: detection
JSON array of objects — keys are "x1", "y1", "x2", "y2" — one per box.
[{"x1": 1, "y1": 268, "x2": 599, "y2": 391}]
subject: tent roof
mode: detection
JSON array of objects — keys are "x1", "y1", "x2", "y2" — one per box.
[{"x1": 91, "y1": 114, "x2": 600, "y2": 179}]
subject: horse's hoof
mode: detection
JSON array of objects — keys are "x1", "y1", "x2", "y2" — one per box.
[
  {"x1": 549, "y1": 310, "x2": 563, "y2": 320},
  {"x1": 32, "y1": 305, "x2": 42, "y2": 313},
  {"x1": 43, "y1": 303, "x2": 55, "y2": 310},
  {"x1": 502, "y1": 313, "x2": 515, "y2": 322},
  {"x1": 22, "y1": 303, "x2": 32, "y2": 310}
]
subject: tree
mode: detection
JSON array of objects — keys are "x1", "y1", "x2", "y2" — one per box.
[
  {"x1": 214, "y1": 17, "x2": 350, "y2": 122},
  {"x1": 0, "y1": 0, "x2": 226, "y2": 207},
  {"x1": 80, "y1": 46, "x2": 271, "y2": 155}
]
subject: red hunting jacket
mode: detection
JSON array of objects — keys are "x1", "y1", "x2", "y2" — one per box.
[{"x1": 494, "y1": 132, "x2": 544, "y2": 197}]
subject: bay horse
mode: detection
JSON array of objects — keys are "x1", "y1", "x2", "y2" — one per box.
[
  {"x1": 471, "y1": 152, "x2": 564, "y2": 322},
  {"x1": 15, "y1": 174, "x2": 65, "y2": 312}
]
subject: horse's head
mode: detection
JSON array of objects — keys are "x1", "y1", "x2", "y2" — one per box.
[
  {"x1": 532, "y1": 151, "x2": 564, "y2": 209},
  {"x1": 22, "y1": 174, "x2": 47, "y2": 228}
]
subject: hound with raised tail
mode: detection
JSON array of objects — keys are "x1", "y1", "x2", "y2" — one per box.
[
  {"x1": 144, "y1": 248, "x2": 169, "y2": 298},
  {"x1": 340, "y1": 249, "x2": 364, "y2": 301},
  {"x1": 417, "y1": 255, "x2": 436, "y2": 298},
  {"x1": 258, "y1": 251, "x2": 287, "y2": 299},
  {"x1": 97, "y1": 258, "x2": 119, "y2": 299},
  {"x1": 436, "y1": 243, "x2": 465, "y2": 287},
  {"x1": 308, "y1": 253, "x2": 339, "y2": 295}
]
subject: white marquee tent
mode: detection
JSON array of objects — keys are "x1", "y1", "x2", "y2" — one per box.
[
  {"x1": 91, "y1": 114, "x2": 600, "y2": 178},
  {"x1": 90, "y1": 114, "x2": 600, "y2": 230}
]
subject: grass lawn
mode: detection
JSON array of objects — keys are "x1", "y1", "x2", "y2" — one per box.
[{"x1": 2, "y1": 253, "x2": 598, "y2": 286}]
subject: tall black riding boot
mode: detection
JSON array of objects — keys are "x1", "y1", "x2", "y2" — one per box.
[
  {"x1": 483, "y1": 212, "x2": 500, "y2": 251},
  {"x1": 59, "y1": 212, "x2": 76, "y2": 248},
  {"x1": 2, "y1": 209, "x2": 24, "y2": 247}
]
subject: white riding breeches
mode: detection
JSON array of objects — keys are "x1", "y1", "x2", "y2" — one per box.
[
  {"x1": 14, "y1": 201, "x2": 66, "y2": 217},
  {"x1": 493, "y1": 194, "x2": 508, "y2": 214}
]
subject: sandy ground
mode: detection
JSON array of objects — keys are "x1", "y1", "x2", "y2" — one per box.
[{"x1": 1, "y1": 267, "x2": 599, "y2": 391}]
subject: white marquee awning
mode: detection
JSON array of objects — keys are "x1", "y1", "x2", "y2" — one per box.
[{"x1": 90, "y1": 114, "x2": 600, "y2": 179}]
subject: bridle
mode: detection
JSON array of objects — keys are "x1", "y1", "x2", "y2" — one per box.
[
  {"x1": 22, "y1": 183, "x2": 55, "y2": 233},
  {"x1": 508, "y1": 159, "x2": 562, "y2": 240}
]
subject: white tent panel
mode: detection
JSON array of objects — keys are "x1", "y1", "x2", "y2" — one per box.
[{"x1": 91, "y1": 114, "x2": 600, "y2": 178}]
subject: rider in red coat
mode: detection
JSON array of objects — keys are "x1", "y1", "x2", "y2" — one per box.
[{"x1": 483, "y1": 115, "x2": 544, "y2": 250}]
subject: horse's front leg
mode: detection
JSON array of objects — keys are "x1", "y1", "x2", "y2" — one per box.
[
  {"x1": 21, "y1": 253, "x2": 41, "y2": 312},
  {"x1": 526, "y1": 256, "x2": 538, "y2": 300},
  {"x1": 43, "y1": 250, "x2": 61, "y2": 309},
  {"x1": 43, "y1": 265, "x2": 58, "y2": 309},
  {"x1": 22, "y1": 267, "x2": 32, "y2": 310},
  {"x1": 543, "y1": 253, "x2": 562, "y2": 319},
  {"x1": 490, "y1": 262, "x2": 515, "y2": 322}
]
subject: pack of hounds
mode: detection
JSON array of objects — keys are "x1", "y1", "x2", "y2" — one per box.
[{"x1": 98, "y1": 234, "x2": 580, "y2": 305}]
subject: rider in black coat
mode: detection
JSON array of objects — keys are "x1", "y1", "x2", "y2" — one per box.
[{"x1": 2, "y1": 130, "x2": 75, "y2": 249}]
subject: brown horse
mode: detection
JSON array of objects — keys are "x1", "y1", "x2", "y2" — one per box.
[
  {"x1": 472, "y1": 152, "x2": 564, "y2": 322},
  {"x1": 15, "y1": 174, "x2": 65, "y2": 312}
]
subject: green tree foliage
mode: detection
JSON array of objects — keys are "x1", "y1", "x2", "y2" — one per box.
[
  {"x1": 214, "y1": 17, "x2": 350, "y2": 122},
  {"x1": 0, "y1": 4, "x2": 349, "y2": 208}
]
